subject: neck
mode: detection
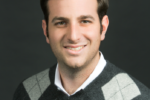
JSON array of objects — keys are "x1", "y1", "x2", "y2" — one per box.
[{"x1": 58, "y1": 52, "x2": 100, "y2": 95}]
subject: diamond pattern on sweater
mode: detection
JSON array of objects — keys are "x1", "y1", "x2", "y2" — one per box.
[
  {"x1": 23, "y1": 68, "x2": 50, "y2": 100},
  {"x1": 101, "y1": 73, "x2": 141, "y2": 100}
]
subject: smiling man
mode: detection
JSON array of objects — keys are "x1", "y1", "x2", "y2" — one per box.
[{"x1": 13, "y1": 0, "x2": 150, "y2": 100}]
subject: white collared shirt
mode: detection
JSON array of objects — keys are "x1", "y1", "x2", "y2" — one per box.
[{"x1": 54, "y1": 51, "x2": 106, "y2": 96}]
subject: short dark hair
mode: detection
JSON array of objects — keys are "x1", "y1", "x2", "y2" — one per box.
[{"x1": 40, "y1": 0, "x2": 109, "y2": 35}]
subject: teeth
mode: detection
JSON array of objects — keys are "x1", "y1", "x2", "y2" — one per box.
[{"x1": 66, "y1": 46, "x2": 84, "y2": 51}]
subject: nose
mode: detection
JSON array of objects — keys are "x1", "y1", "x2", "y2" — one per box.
[{"x1": 66, "y1": 23, "x2": 81, "y2": 43}]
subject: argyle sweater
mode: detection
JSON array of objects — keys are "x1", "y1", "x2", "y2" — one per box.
[{"x1": 13, "y1": 61, "x2": 150, "y2": 100}]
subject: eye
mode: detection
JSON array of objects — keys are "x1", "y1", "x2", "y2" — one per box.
[
  {"x1": 81, "y1": 20, "x2": 91, "y2": 24},
  {"x1": 55, "y1": 21, "x2": 66, "y2": 26}
]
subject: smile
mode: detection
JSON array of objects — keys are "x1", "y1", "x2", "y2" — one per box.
[
  {"x1": 65, "y1": 46, "x2": 84, "y2": 51},
  {"x1": 64, "y1": 45, "x2": 86, "y2": 54}
]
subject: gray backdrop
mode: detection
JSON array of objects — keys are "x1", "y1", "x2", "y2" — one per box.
[{"x1": 0, "y1": 0, "x2": 150, "y2": 100}]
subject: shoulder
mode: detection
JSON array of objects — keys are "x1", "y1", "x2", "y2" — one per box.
[
  {"x1": 23, "y1": 68, "x2": 50, "y2": 96},
  {"x1": 102, "y1": 61, "x2": 150, "y2": 100},
  {"x1": 13, "y1": 64, "x2": 57, "y2": 100}
]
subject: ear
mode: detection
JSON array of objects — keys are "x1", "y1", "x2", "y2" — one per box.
[
  {"x1": 42, "y1": 20, "x2": 50, "y2": 44},
  {"x1": 100, "y1": 15, "x2": 109, "y2": 41}
]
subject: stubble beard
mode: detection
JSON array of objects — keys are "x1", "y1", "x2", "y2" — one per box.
[{"x1": 58, "y1": 49, "x2": 100, "y2": 74}]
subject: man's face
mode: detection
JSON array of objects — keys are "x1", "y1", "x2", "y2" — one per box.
[{"x1": 43, "y1": 0, "x2": 108, "y2": 68}]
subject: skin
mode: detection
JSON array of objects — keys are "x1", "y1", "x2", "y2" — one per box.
[{"x1": 42, "y1": 0, "x2": 109, "y2": 95}]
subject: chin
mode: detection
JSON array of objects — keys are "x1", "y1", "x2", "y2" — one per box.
[{"x1": 64, "y1": 58, "x2": 87, "y2": 69}]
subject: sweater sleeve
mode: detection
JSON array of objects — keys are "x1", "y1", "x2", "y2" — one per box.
[
  {"x1": 132, "y1": 77, "x2": 150, "y2": 100},
  {"x1": 13, "y1": 83, "x2": 30, "y2": 100},
  {"x1": 118, "y1": 73, "x2": 150, "y2": 100}
]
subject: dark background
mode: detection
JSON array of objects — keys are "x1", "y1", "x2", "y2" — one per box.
[{"x1": 1, "y1": 0, "x2": 150, "y2": 100}]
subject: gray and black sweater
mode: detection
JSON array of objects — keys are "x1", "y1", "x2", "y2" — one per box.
[{"x1": 13, "y1": 61, "x2": 150, "y2": 100}]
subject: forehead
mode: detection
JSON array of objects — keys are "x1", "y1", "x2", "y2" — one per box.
[{"x1": 47, "y1": 0, "x2": 98, "y2": 19}]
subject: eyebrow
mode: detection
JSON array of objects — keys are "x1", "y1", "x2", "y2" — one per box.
[
  {"x1": 51, "y1": 15, "x2": 95, "y2": 23},
  {"x1": 51, "y1": 17, "x2": 69, "y2": 23},
  {"x1": 78, "y1": 15, "x2": 95, "y2": 21}
]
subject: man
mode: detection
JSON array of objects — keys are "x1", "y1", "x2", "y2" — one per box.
[{"x1": 13, "y1": 0, "x2": 150, "y2": 100}]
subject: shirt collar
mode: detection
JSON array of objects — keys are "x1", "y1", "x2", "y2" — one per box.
[{"x1": 54, "y1": 51, "x2": 106, "y2": 96}]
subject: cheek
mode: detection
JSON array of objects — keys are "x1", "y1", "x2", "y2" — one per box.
[
  {"x1": 82, "y1": 25, "x2": 101, "y2": 41},
  {"x1": 48, "y1": 27, "x2": 64, "y2": 45}
]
